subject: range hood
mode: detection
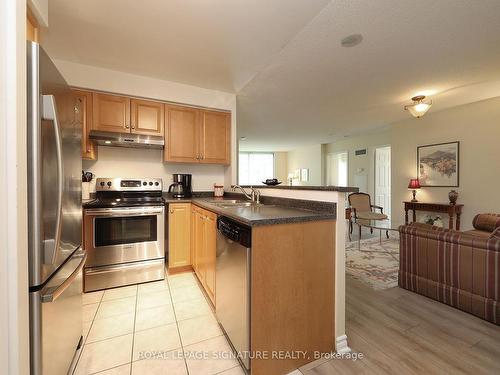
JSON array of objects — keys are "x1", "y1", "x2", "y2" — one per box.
[{"x1": 89, "y1": 130, "x2": 164, "y2": 149}]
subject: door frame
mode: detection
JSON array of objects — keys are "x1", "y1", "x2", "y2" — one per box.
[{"x1": 373, "y1": 145, "x2": 391, "y2": 218}]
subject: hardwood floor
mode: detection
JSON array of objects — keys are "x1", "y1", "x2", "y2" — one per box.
[{"x1": 300, "y1": 275, "x2": 500, "y2": 375}]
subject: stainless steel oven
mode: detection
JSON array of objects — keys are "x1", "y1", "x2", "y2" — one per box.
[{"x1": 83, "y1": 205, "x2": 165, "y2": 291}]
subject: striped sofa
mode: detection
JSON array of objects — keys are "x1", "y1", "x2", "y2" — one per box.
[{"x1": 399, "y1": 214, "x2": 500, "y2": 325}]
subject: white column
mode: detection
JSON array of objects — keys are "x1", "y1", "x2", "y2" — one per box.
[{"x1": 0, "y1": 0, "x2": 30, "y2": 374}]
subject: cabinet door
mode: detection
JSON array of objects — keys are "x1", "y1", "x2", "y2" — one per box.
[
  {"x1": 164, "y1": 105, "x2": 200, "y2": 163},
  {"x1": 92, "y1": 93, "x2": 130, "y2": 133},
  {"x1": 168, "y1": 203, "x2": 192, "y2": 269},
  {"x1": 191, "y1": 206, "x2": 200, "y2": 276},
  {"x1": 203, "y1": 211, "x2": 217, "y2": 305},
  {"x1": 195, "y1": 210, "x2": 206, "y2": 283},
  {"x1": 73, "y1": 90, "x2": 97, "y2": 160},
  {"x1": 131, "y1": 99, "x2": 164, "y2": 136},
  {"x1": 200, "y1": 110, "x2": 231, "y2": 165}
]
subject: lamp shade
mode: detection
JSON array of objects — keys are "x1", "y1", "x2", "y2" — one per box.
[
  {"x1": 404, "y1": 95, "x2": 432, "y2": 118},
  {"x1": 408, "y1": 178, "x2": 421, "y2": 189}
]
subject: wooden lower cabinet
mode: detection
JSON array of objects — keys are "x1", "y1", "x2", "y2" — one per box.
[
  {"x1": 202, "y1": 210, "x2": 217, "y2": 303},
  {"x1": 191, "y1": 205, "x2": 216, "y2": 305},
  {"x1": 168, "y1": 203, "x2": 192, "y2": 270}
]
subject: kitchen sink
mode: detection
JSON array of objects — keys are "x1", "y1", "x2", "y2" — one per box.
[{"x1": 204, "y1": 199, "x2": 264, "y2": 208}]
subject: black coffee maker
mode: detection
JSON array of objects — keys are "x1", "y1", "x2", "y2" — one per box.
[{"x1": 168, "y1": 173, "x2": 192, "y2": 198}]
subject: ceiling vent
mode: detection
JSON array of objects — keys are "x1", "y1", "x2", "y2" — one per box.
[{"x1": 355, "y1": 149, "x2": 367, "y2": 156}]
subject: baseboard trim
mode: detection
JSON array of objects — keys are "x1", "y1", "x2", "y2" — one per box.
[
  {"x1": 167, "y1": 265, "x2": 193, "y2": 275},
  {"x1": 336, "y1": 334, "x2": 351, "y2": 354}
]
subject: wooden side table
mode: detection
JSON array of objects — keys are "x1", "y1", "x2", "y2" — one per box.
[{"x1": 404, "y1": 201, "x2": 464, "y2": 230}]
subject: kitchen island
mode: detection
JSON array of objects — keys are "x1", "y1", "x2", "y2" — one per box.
[{"x1": 166, "y1": 186, "x2": 356, "y2": 374}]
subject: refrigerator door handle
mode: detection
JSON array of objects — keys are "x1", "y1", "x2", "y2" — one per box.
[
  {"x1": 41, "y1": 252, "x2": 86, "y2": 303},
  {"x1": 42, "y1": 94, "x2": 64, "y2": 265}
]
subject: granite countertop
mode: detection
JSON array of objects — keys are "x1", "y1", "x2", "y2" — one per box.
[
  {"x1": 191, "y1": 198, "x2": 335, "y2": 226},
  {"x1": 82, "y1": 192, "x2": 337, "y2": 226},
  {"x1": 239, "y1": 185, "x2": 358, "y2": 193}
]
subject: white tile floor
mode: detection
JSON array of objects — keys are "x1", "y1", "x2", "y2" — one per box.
[{"x1": 76, "y1": 272, "x2": 245, "y2": 375}]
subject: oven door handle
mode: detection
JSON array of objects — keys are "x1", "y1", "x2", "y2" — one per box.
[{"x1": 85, "y1": 208, "x2": 164, "y2": 217}]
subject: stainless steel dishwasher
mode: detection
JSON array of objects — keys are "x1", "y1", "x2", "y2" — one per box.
[{"x1": 216, "y1": 216, "x2": 251, "y2": 371}]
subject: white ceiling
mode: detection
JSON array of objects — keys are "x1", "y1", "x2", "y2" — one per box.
[
  {"x1": 238, "y1": 0, "x2": 500, "y2": 150},
  {"x1": 41, "y1": 0, "x2": 330, "y2": 93},
  {"x1": 43, "y1": 0, "x2": 500, "y2": 151}
]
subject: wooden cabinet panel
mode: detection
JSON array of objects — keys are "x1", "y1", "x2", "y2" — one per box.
[
  {"x1": 191, "y1": 206, "x2": 199, "y2": 276},
  {"x1": 73, "y1": 90, "x2": 97, "y2": 160},
  {"x1": 131, "y1": 99, "x2": 164, "y2": 136},
  {"x1": 191, "y1": 205, "x2": 217, "y2": 305},
  {"x1": 27, "y1": 13, "x2": 38, "y2": 42},
  {"x1": 203, "y1": 211, "x2": 217, "y2": 304},
  {"x1": 194, "y1": 208, "x2": 205, "y2": 283},
  {"x1": 92, "y1": 93, "x2": 130, "y2": 133},
  {"x1": 164, "y1": 105, "x2": 200, "y2": 163},
  {"x1": 168, "y1": 203, "x2": 192, "y2": 269},
  {"x1": 200, "y1": 110, "x2": 231, "y2": 165}
]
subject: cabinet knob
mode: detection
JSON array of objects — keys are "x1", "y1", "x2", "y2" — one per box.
[
  {"x1": 125, "y1": 125, "x2": 130, "y2": 129},
  {"x1": 131, "y1": 126, "x2": 135, "y2": 129},
  {"x1": 170, "y1": 210, "x2": 174, "y2": 214}
]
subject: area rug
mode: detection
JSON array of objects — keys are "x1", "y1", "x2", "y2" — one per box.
[{"x1": 345, "y1": 237, "x2": 399, "y2": 290}]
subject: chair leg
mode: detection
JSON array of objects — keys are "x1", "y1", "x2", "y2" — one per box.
[
  {"x1": 370, "y1": 228, "x2": 373, "y2": 234},
  {"x1": 386, "y1": 230, "x2": 389, "y2": 239}
]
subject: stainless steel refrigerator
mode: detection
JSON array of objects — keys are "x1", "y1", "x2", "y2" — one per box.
[{"x1": 27, "y1": 41, "x2": 85, "y2": 375}]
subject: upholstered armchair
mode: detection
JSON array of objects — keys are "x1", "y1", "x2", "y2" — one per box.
[{"x1": 347, "y1": 192, "x2": 388, "y2": 236}]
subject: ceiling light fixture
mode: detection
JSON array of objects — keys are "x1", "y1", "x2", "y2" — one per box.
[
  {"x1": 404, "y1": 95, "x2": 432, "y2": 118},
  {"x1": 341, "y1": 34, "x2": 363, "y2": 48},
  {"x1": 240, "y1": 137, "x2": 247, "y2": 141},
  {"x1": 104, "y1": 140, "x2": 112, "y2": 144}
]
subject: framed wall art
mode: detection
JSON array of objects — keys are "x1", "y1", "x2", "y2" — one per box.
[{"x1": 417, "y1": 141, "x2": 459, "y2": 187}]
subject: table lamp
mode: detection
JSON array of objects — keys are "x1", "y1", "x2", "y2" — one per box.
[{"x1": 408, "y1": 178, "x2": 421, "y2": 202}]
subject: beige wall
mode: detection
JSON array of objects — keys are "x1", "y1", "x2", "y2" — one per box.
[
  {"x1": 324, "y1": 130, "x2": 391, "y2": 196},
  {"x1": 391, "y1": 96, "x2": 500, "y2": 230},
  {"x1": 54, "y1": 59, "x2": 238, "y2": 188},
  {"x1": 274, "y1": 151, "x2": 288, "y2": 183},
  {"x1": 287, "y1": 144, "x2": 323, "y2": 185}
]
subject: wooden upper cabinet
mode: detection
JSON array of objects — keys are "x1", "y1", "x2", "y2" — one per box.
[
  {"x1": 27, "y1": 9, "x2": 38, "y2": 42},
  {"x1": 131, "y1": 99, "x2": 164, "y2": 136},
  {"x1": 164, "y1": 105, "x2": 200, "y2": 163},
  {"x1": 92, "y1": 93, "x2": 130, "y2": 133},
  {"x1": 73, "y1": 90, "x2": 97, "y2": 160},
  {"x1": 200, "y1": 110, "x2": 231, "y2": 165}
]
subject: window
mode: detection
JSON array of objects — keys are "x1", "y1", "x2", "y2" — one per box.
[
  {"x1": 326, "y1": 152, "x2": 348, "y2": 187},
  {"x1": 238, "y1": 152, "x2": 274, "y2": 185}
]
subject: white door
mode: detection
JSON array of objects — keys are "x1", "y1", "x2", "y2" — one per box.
[
  {"x1": 326, "y1": 152, "x2": 348, "y2": 186},
  {"x1": 375, "y1": 146, "x2": 391, "y2": 218}
]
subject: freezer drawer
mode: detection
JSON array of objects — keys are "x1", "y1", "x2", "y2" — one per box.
[
  {"x1": 30, "y1": 249, "x2": 85, "y2": 375},
  {"x1": 84, "y1": 258, "x2": 165, "y2": 292}
]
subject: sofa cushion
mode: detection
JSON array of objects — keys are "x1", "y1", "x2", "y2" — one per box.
[
  {"x1": 472, "y1": 213, "x2": 500, "y2": 233},
  {"x1": 463, "y1": 229, "x2": 492, "y2": 238},
  {"x1": 356, "y1": 211, "x2": 388, "y2": 220}
]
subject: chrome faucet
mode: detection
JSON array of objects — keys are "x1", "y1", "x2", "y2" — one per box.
[{"x1": 231, "y1": 185, "x2": 261, "y2": 204}]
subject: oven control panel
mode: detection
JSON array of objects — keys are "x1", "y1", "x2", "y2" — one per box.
[{"x1": 96, "y1": 178, "x2": 163, "y2": 191}]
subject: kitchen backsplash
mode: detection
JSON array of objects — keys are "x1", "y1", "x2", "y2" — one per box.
[{"x1": 83, "y1": 146, "x2": 226, "y2": 192}]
